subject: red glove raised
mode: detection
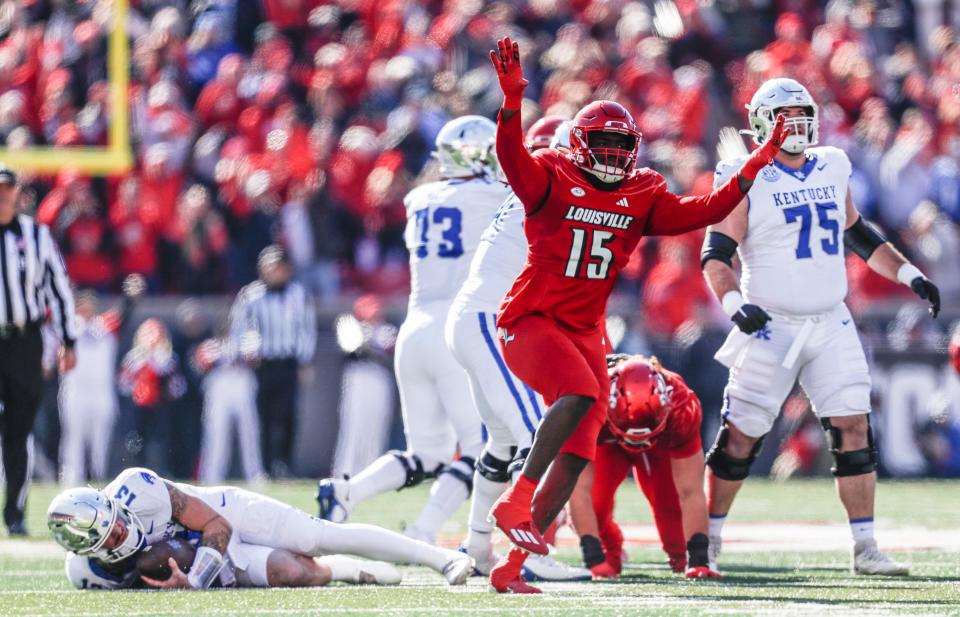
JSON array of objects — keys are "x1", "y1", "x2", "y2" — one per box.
[
  {"x1": 488, "y1": 37, "x2": 528, "y2": 110},
  {"x1": 738, "y1": 114, "x2": 787, "y2": 182},
  {"x1": 685, "y1": 565, "x2": 722, "y2": 579}
]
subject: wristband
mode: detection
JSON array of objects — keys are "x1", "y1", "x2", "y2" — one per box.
[
  {"x1": 896, "y1": 264, "x2": 924, "y2": 287},
  {"x1": 721, "y1": 291, "x2": 745, "y2": 318},
  {"x1": 187, "y1": 546, "x2": 224, "y2": 589}
]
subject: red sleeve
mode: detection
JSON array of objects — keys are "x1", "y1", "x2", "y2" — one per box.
[
  {"x1": 496, "y1": 109, "x2": 550, "y2": 214},
  {"x1": 643, "y1": 173, "x2": 744, "y2": 236}
]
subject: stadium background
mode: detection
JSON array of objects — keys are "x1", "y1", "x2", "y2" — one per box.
[{"x1": 0, "y1": 0, "x2": 958, "y2": 483}]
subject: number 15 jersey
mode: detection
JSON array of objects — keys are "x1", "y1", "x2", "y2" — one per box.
[
  {"x1": 714, "y1": 146, "x2": 852, "y2": 316},
  {"x1": 494, "y1": 110, "x2": 747, "y2": 333}
]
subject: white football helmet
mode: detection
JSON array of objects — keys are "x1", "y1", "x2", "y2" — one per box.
[
  {"x1": 549, "y1": 120, "x2": 573, "y2": 150},
  {"x1": 746, "y1": 78, "x2": 819, "y2": 155},
  {"x1": 433, "y1": 115, "x2": 501, "y2": 180},
  {"x1": 48, "y1": 488, "x2": 146, "y2": 564}
]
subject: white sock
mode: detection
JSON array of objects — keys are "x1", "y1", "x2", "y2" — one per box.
[
  {"x1": 850, "y1": 517, "x2": 875, "y2": 545},
  {"x1": 466, "y1": 471, "x2": 507, "y2": 554},
  {"x1": 317, "y1": 555, "x2": 361, "y2": 583},
  {"x1": 348, "y1": 454, "x2": 407, "y2": 505},
  {"x1": 318, "y1": 522, "x2": 451, "y2": 572},
  {"x1": 709, "y1": 513, "x2": 727, "y2": 538},
  {"x1": 408, "y1": 462, "x2": 472, "y2": 542}
]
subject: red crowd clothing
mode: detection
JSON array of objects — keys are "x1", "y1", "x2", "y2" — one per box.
[
  {"x1": 592, "y1": 368, "x2": 703, "y2": 564},
  {"x1": 494, "y1": 108, "x2": 744, "y2": 461}
]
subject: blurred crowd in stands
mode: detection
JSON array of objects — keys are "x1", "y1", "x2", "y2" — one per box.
[{"x1": 0, "y1": 0, "x2": 957, "y2": 316}]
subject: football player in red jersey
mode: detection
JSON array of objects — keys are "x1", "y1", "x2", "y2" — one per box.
[
  {"x1": 486, "y1": 37, "x2": 786, "y2": 593},
  {"x1": 570, "y1": 355, "x2": 719, "y2": 580}
]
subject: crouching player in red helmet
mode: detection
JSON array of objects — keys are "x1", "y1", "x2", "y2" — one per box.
[{"x1": 570, "y1": 354, "x2": 720, "y2": 579}]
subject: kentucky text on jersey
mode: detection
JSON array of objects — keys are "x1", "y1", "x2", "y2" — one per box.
[
  {"x1": 771, "y1": 185, "x2": 839, "y2": 207},
  {"x1": 563, "y1": 206, "x2": 635, "y2": 230}
]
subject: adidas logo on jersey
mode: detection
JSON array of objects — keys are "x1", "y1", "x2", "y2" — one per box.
[{"x1": 616, "y1": 197, "x2": 629, "y2": 208}]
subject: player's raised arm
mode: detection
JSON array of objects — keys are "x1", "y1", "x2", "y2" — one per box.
[
  {"x1": 489, "y1": 37, "x2": 550, "y2": 212},
  {"x1": 842, "y1": 192, "x2": 941, "y2": 317},
  {"x1": 141, "y1": 482, "x2": 233, "y2": 589},
  {"x1": 644, "y1": 115, "x2": 787, "y2": 237}
]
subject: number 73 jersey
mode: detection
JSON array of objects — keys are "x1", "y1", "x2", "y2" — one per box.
[
  {"x1": 403, "y1": 178, "x2": 512, "y2": 311},
  {"x1": 714, "y1": 146, "x2": 852, "y2": 316}
]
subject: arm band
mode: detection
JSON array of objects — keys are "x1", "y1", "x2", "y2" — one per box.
[
  {"x1": 700, "y1": 231, "x2": 739, "y2": 269},
  {"x1": 844, "y1": 216, "x2": 887, "y2": 261},
  {"x1": 187, "y1": 547, "x2": 224, "y2": 589}
]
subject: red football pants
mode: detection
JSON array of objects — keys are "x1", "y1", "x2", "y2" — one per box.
[
  {"x1": 498, "y1": 314, "x2": 608, "y2": 461},
  {"x1": 591, "y1": 441, "x2": 686, "y2": 559}
]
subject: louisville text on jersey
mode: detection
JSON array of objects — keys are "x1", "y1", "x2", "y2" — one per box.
[{"x1": 563, "y1": 206, "x2": 635, "y2": 230}]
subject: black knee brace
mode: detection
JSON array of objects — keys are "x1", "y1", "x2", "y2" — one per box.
[
  {"x1": 389, "y1": 450, "x2": 440, "y2": 488},
  {"x1": 507, "y1": 447, "x2": 530, "y2": 478},
  {"x1": 705, "y1": 422, "x2": 765, "y2": 481},
  {"x1": 476, "y1": 449, "x2": 514, "y2": 483},
  {"x1": 821, "y1": 418, "x2": 877, "y2": 477},
  {"x1": 441, "y1": 456, "x2": 476, "y2": 493}
]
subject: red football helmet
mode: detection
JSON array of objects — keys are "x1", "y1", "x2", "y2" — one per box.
[
  {"x1": 525, "y1": 115, "x2": 567, "y2": 151},
  {"x1": 607, "y1": 356, "x2": 672, "y2": 452},
  {"x1": 949, "y1": 326, "x2": 960, "y2": 376},
  {"x1": 569, "y1": 100, "x2": 642, "y2": 183}
]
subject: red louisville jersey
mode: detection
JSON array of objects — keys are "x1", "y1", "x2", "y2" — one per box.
[
  {"x1": 499, "y1": 149, "x2": 670, "y2": 332},
  {"x1": 494, "y1": 110, "x2": 744, "y2": 333}
]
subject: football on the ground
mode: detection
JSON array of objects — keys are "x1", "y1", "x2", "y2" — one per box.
[{"x1": 135, "y1": 539, "x2": 196, "y2": 580}]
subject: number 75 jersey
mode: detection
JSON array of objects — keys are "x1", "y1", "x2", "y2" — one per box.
[
  {"x1": 403, "y1": 178, "x2": 512, "y2": 311},
  {"x1": 714, "y1": 146, "x2": 852, "y2": 316}
]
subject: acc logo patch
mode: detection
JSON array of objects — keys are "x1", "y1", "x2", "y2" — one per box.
[
  {"x1": 760, "y1": 166, "x2": 781, "y2": 182},
  {"x1": 570, "y1": 187, "x2": 586, "y2": 197}
]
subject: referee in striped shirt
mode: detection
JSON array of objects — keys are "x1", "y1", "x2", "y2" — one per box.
[
  {"x1": 0, "y1": 165, "x2": 77, "y2": 535},
  {"x1": 229, "y1": 245, "x2": 316, "y2": 477}
]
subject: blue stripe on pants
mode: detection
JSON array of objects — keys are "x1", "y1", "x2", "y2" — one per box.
[{"x1": 478, "y1": 312, "x2": 536, "y2": 434}]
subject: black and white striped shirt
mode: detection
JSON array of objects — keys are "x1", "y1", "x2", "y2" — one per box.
[
  {"x1": 228, "y1": 280, "x2": 317, "y2": 364},
  {"x1": 0, "y1": 214, "x2": 77, "y2": 345}
]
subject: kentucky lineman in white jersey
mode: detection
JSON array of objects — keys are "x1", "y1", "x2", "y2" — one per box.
[
  {"x1": 700, "y1": 78, "x2": 941, "y2": 576},
  {"x1": 445, "y1": 117, "x2": 586, "y2": 582},
  {"x1": 49, "y1": 467, "x2": 473, "y2": 590},
  {"x1": 317, "y1": 116, "x2": 510, "y2": 544}
]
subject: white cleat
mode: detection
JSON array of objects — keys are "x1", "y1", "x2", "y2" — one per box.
[
  {"x1": 441, "y1": 551, "x2": 475, "y2": 586},
  {"x1": 522, "y1": 553, "x2": 592, "y2": 582},
  {"x1": 316, "y1": 477, "x2": 352, "y2": 523},
  {"x1": 853, "y1": 540, "x2": 909, "y2": 576},
  {"x1": 708, "y1": 534, "x2": 721, "y2": 572}
]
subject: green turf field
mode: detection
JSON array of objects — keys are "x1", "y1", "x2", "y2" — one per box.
[{"x1": 2, "y1": 479, "x2": 958, "y2": 616}]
